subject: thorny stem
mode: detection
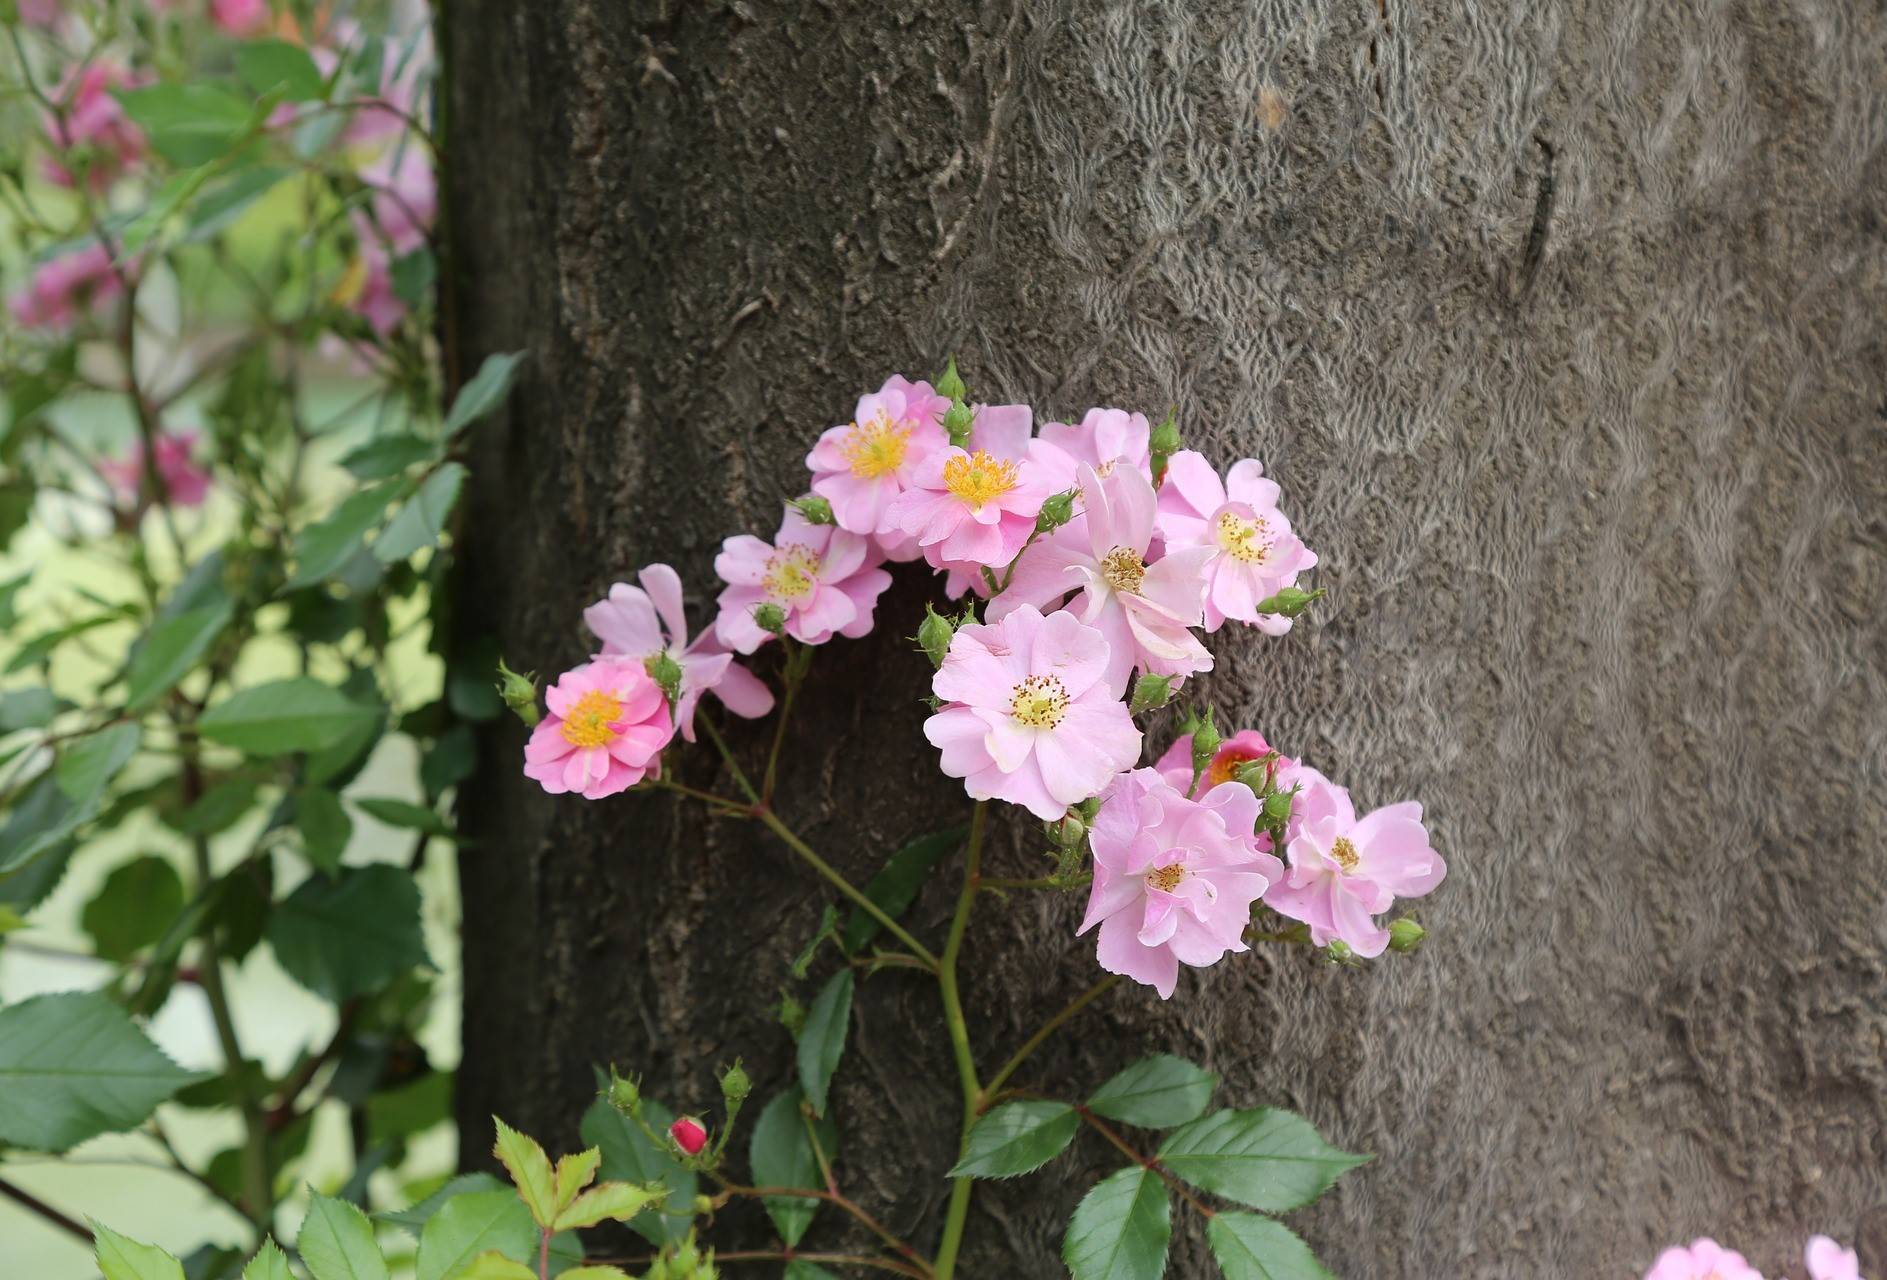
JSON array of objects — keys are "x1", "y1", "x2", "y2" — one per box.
[
  {"x1": 931, "y1": 802, "x2": 986, "y2": 1280},
  {"x1": 981, "y1": 975, "x2": 1121, "y2": 1104}
]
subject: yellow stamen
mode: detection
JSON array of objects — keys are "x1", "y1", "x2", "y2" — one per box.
[
  {"x1": 1008, "y1": 674, "x2": 1069, "y2": 728},
  {"x1": 560, "y1": 689, "x2": 623, "y2": 750},
  {"x1": 1100, "y1": 546, "x2": 1146, "y2": 594},
  {"x1": 763, "y1": 543, "x2": 821, "y2": 601},
  {"x1": 1330, "y1": 836, "x2": 1360, "y2": 873},
  {"x1": 838, "y1": 409, "x2": 912, "y2": 479},
  {"x1": 943, "y1": 450, "x2": 1019, "y2": 509},
  {"x1": 1215, "y1": 510, "x2": 1273, "y2": 565},
  {"x1": 1146, "y1": 864, "x2": 1185, "y2": 893}
]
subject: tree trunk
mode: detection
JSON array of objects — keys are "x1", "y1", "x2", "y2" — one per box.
[{"x1": 442, "y1": 1, "x2": 1887, "y2": 1274}]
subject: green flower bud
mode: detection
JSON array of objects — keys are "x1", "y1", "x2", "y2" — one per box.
[
  {"x1": 791, "y1": 494, "x2": 835, "y2": 525},
  {"x1": 1054, "y1": 811, "x2": 1086, "y2": 848},
  {"x1": 1253, "y1": 586, "x2": 1326, "y2": 618},
  {"x1": 1035, "y1": 489, "x2": 1077, "y2": 532},
  {"x1": 935, "y1": 355, "x2": 968, "y2": 403},
  {"x1": 753, "y1": 603, "x2": 788, "y2": 636},
  {"x1": 645, "y1": 651, "x2": 684, "y2": 703},
  {"x1": 1149, "y1": 408, "x2": 1183, "y2": 457},
  {"x1": 1388, "y1": 918, "x2": 1427, "y2": 953},
  {"x1": 607, "y1": 1068, "x2": 641, "y2": 1115},
  {"x1": 690, "y1": 1194, "x2": 715, "y2": 1216},
  {"x1": 1188, "y1": 708, "x2": 1222, "y2": 776},
  {"x1": 1128, "y1": 673, "x2": 1174, "y2": 715},
  {"x1": 1323, "y1": 939, "x2": 1355, "y2": 964},
  {"x1": 943, "y1": 399, "x2": 975, "y2": 448},
  {"x1": 1263, "y1": 787, "x2": 1296, "y2": 824},
  {"x1": 495, "y1": 658, "x2": 540, "y2": 728},
  {"x1": 917, "y1": 604, "x2": 956, "y2": 668},
  {"x1": 719, "y1": 1059, "x2": 752, "y2": 1105}
]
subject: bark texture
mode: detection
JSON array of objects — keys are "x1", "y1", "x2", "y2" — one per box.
[{"x1": 444, "y1": 1, "x2": 1887, "y2": 1274}]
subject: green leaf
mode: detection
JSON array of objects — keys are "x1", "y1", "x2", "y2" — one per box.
[
  {"x1": 374, "y1": 463, "x2": 466, "y2": 563},
  {"x1": 82, "y1": 854, "x2": 185, "y2": 961},
  {"x1": 185, "y1": 165, "x2": 288, "y2": 241},
  {"x1": 125, "y1": 602, "x2": 233, "y2": 711},
  {"x1": 414, "y1": 1190, "x2": 534, "y2": 1280},
  {"x1": 1087, "y1": 1055, "x2": 1216, "y2": 1129},
  {"x1": 0, "y1": 570, "x2": 28, "y2": 630},
  {"x1": 342, "y1": 433, "x2": 438, "y2": 480},
  {"x1": 241, "y1": 1239, "x2": 294, "y2": 1280},
  {"x1": 421, "y1": 724, "x2": 477, "y2": 798},
  {"x1": 368, "y1": 1070, "x2": 453, "y2": 1146},
  {"x1": 115, "y1": 84, "x2": 255, "y2": 166},
  {"x1": 289, "y1": 482, "x2": 407, "y2": 588},
  {"x1": 556, "y1": 1270, "x2": 629, "y2": 1280},
  {"x1": 381, "y1": 1173, "x2": 506, "y2": 1235},
  {"x1": 267, "y1": 864, "x2": 429, "y2": 1001},
  {"x1": 294, "y1": 787, "x2": 353, "y2": 872},
  {"x1": 1156, "y1": 1109, "x2": 1368, "y2": 1213},
  {"x1": 0, "y1": 685, "x2": 63, "y2": 732},
  {"x1": 552, "y1": 1149, "x2": 600, "y2": 1212},
  {"x1": 454, "y1": 1255, "x2": 534, "y2": 1280},
  {"x1": 168, "y1": 776, "x2": 260, "y2": 837},
  {"x1": 444, "y1": 353, "x2": 526, "y2": 436},
  {"x1": 198, "y1": 678, "x2": 377, "y2": 756},
  {"x1": 354, "y1": 796, "x2": 452, "y2": 837},
  {"x1": 0, "y1": 771, "x2": 88, "y2": 875},
  {"x1": 392, "y1": 249, "x2": 437, "y2": 307},
  {"x1": 55, "y1": 722, "x2": 141, "y2": 803},
  {"x1": 552, "y1": 1181, "x2": 663, "y2": 1231},
  {"x1": 1207, "y1": 1214, "x2": 1335, "y2": 1280},
  {"x1": 948, "y1": 1101, "x2": 1078, "y2": 1178},
  {"x1": 94, "y1": 1222, "x2": 186, "y2": 1280},
  {"x1": 0, "y1": 991, "x2": 198, "y2": 1151},
  {"x1": 235, "y1": 39, "x2": 326, "y2": 101},
  {"x1": 841, "y1": 826, "x2": 963, "y2": 952},
  {"x1": 749, "y1": 1087, "x2": 837, "y2": 1247},
  {"x1": 492, "y1": 1117, "x2": 559, "y2": 1228},
  {"x1": 579, "y1": 1095, "x2": 695, "y2": 1246},
  {"x1": 783, "y1": 1266, "x2": 840, "y2": 1280},
  {"x1": 796, "y1": 969, "x2": 853, "y2": 1117},
  {"x1": 298, "y1": 1193, "x2": 391, "y2": 1280},
  {"x1": 1062, "y1": 1166, "x2": 1170, "y2": 1280}
]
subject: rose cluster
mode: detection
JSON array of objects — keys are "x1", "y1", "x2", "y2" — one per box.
[
  {"x1": 525, "y1": 371, "x2": 1444, "y2": 998},
  {"x1": 1646, "y1": 1236, "x2": 1863, "y2": 1280}
]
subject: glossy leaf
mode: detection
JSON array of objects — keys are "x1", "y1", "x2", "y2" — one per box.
[
  {"x1": 749, "y1": 1086, "x2": 837, "y2": 1247},
  {"x1": 1156, "y1": 1108, "x2": 1368, "y2": 1213},
  {"x1": 198, "y1": 678, "x2": 376, "y2": 756},
  {"x1": 1207, "y1": 1214, "x2": 1336, "y2": 1280},
  {"x1": 948, "y1": 1101, "x2": 1078, "y2": 1178},
  {"x1": 1063, "y1": 1166, "x2": 1171, "y2": 1280},
  {"x1": 840, "y1": 826, "x2": 963, "y2": 952},
  {"x1": 796, "y1": 969, "x2": 853, "y2": 1117},
  {"x1": 0, "y1": 991, "x2": 198, "y2": 1151},
  {"x1": 1087, "y1": 1055, "x2": 1216, "y2": 1129},
  {"x1": 267, "y1": 865, "x2": 428, "y2": 1002},
  {"x1": 414, "y1": 1190, "x2": 534, "y2": 1280}
]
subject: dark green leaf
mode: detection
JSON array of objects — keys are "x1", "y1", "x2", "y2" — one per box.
[
  {"x1": 949, "y1": 1101, "x2": 1078, "y2": 1178},
  {"x1": 235, "y1": 39, "x2": 326, "y2": 102},
  {"x1": 444, "y1": 353, "x2": 525, "y2": 436},
  {"x1": 0, "y1": 571, "x2": 27, "y2": 630},
  {"x1": 796, "y1": 970, "x2": 852, "y2": 1117},
  {"x1": 295, "y1": 788, "x2": 353, "y2": 872},
  {"x1": 0, "y1": 772, "x2": 88, "y2": 874},
  {"x1": 391, "y1": 250, "x2": 436, "y2": 308},
  {"x1": 1207, "y1": 1214, "x2": 1335, "y2": 1280},
  {"x1": 1062, "y1": 1166, "x2": 1170, "y2": 1280},
  {"x1": 198, "y1": 678, "x2": 376, "y2": 756},
  {"x1": 373, "y1": 463, "x2": 465, "y2": 563},
  {"x1": 414, "y1": 1189, "x2": 533, "y2": 1280},
  {"x1": 55, "y1": 723, "x2": 141, "y2": 803},
  {"x1": 420, "y1": 724, "x2": 476, "y2": 798},
  {"x1": 1156, "y1": 1109, "x2": 1368, "y2": 1213},
  {"x1": 289, "y1": 481, "x2": 407, "y2": 588},
  {"x1": 125, "y1": 602, "x2": 233, "y2": 712},
  {"x1": 0, "y1": 991, "x2": 199, "y2": 1151},
  {"x1": 184, "y1": 166, "x2": 288, "y2": 241},
  {"x1": 0, "y1": 686, "x2": 64, "y2": 733},
  {"x1": 840, "y1": 826, "x2": 963, "y2": 953},
  {"x1": 341, "y1": 433, "x2": 437, "y2": 481},
  {"x1": 214, "y1": 857, "x2": 275, "y2": 963},
  {"x1": 367, "y1": 1070, "x2": 452, "y2": 1146},
  {"x1": 784, "y1": 1266, "x2": 840, "y2": 1280},
  {"x1": 6, "y1": 614, "x2": 123, "y2": 674},
  {"x1": 168, "y1": 776, "x2": 259, "y2": 837},
  {"x1": 380, "y1": 1173, "x2": 505, "y2": 1235},
  {"x1": 580, "y1": 1095, "x2": 695, "y2": 1246},
  {"x1": 115, "y1": 84, "x2": 255, "y2": 166},
  {"x1": 82, "y1": 855, "x2": 185, "y2": 961},
  {"x1": 749, "y1": 1087, "x2": 836, "y2": 1247},
  {"x1": 268, "y1": 864, "x2": 429, "y2": 1002},
  {"x1": 1087, "y1": 1055, "x2": 1216, "y2": 1129},
  {"x1": 354, "y1": 797, "x2": 451, "y2": 837}
]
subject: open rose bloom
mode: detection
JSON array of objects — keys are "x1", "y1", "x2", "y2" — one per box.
[
  {"x1": 806, "y1": 375, "x2": 950, "y2": 541},
  {"x1": 524, "y1": 660, "x2": 676, "y2": 799},
  {"x1": 1805, "y1": 1237, "x2": 1862, "y2": 1280},
  {"x1": 714, "y1": 509, "x2": 893, "y2": 653},
  {"x1": 1643, "y1": 1239, "x2": 1765, "y2": 1280},
  {"x1": 1156, "y1": 449, "x2": 1318, "y2": 635}
]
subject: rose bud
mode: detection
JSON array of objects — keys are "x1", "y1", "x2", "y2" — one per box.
[{"x1": 669, "y1": 1115, "x2": 709, "y2": 1156}]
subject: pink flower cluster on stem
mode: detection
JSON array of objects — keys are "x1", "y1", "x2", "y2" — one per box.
[{"x1": 9, "y1": 243, "x2": 127, "y2": 333}]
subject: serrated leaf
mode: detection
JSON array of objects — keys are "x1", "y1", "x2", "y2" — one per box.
[
  {"x1": 82, "y1": 854, "x2": 185, "y2": 961},
  {"x1": 492, "y1": 1117, "x2": 559, "y2": 1228},
  {"x1": 94, "y1": 1222, "x2": 186, "y2": 1280},
  {"x1": 124, "y1": 602, "x2": 233, "y2": 711},
  {"x1": 414, "y1": 1190, "x2": 534, "y2": 1280},
  {"x1": 455, "y1": 1255, "x2": 535, "y2": 1280},
  {"x1": 380, "y1": 1173, "x2": 506, "y2": 1235},
  {"x1": 295, "y1": 787, "x2": 353, "y2": 871},
  {"x1": 298, "y1": 1193, "x2": 390, "y2": 1280},
  {"x1": 949, "y1": 1101, "x2": 1078, "y2": 1178},
  {"x1": 235, "y1": 39, "x2": 325, "y2": 101},
  {"x1": 553, "y1": 1148, "x2": 601, "y2": 1211},
  {"x1": 198, "y1": 678, "x2": 376, "y2": 756},
  {"x1": 1063, "y1": 1166, "x2": 1170, "y2": 1280},
  {"x1": 796, "y1": 969, "x2": 852, "y2": 1117},
  {"x1": 55, "y1": 722, "x2": 140, "y2": 803},
  {"x1": 579, "y1": 1095, "x2": 694, "y2": 1246},
  {"x1": 749, "y1": 1087, "x2": 836, "y2": 1247},
  {"x1": 552, "y1": 1181, "x2": 663, "y2": 1231},
  {"x1": 354, "y1": 796, "x2": 452, "y2": 836},
  {"x1": 1156, "y1": 1108, "x2": 1368, "y2": 1213},
  {"x1": 289, "y1": 482, "x2": 407, "y2": 588},
  {"x1": 267, "y1": 865, "x2": 428, "y2": 1001},
  {"x1": 241, "y1": 1239, "x2": 293, "y2": 1280},
  {"x1": 444, "y1": 353, "x2": 525, "y2": 436},
  {"x1": 374, "y1": 463, "x2": 465, "y2": 563},
  {"x1": 1088, "y1": 1055, "x2": 1216, "y2": 1129},
  {"x1": 1207, "y1": 1214, "x2": 1335, "y2": 1280},
  {"x1": 0, "y1": 991, "x2": 198, "y2": 1150},
  {"x1": 841, "y1": 826, "x2": 963, "y2": 952}
]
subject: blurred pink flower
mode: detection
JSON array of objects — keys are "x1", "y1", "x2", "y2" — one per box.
[
  {"x1": 713, "y1": 508, "x2": 893, "y2": 653},
  {"x1": 522, "y1": 659, "x2": 675, "y2": 799},
  {"x1": 1153, "y1": 729, "x2": 1284, "y2": 797},
  {"x1": 1155, "y1": 450, "x2": 1317, "y2": 635},
  {"x1": 1264, "y1": 774, "x2": 1445, "y2": 957},
  {"x1": 361, "y1": 144, "x2": 436, "y2": 256},
  {"x1": 41, "y1": 62, "x2": 147, "y2": 191},
  {"x1": 341, "y1": 228, "x2": 406, "y2": 337},
  {"x1": 1078, "y1": 767, "x2": 1283, "y2": 998},
  {"x1": 101, "y1": 429, "x2": 212, "y2": 508},
  {"x1": 805, "y1": 375, "x2": 949, "y2": 540},
  {"x1": 585, "y1": 564, "x2": 775, "y2": 743},
  {"x1": 1643, "y1": 1240, "x2": 1764, "y2": 1280},
  {"x1": 210, "y1": 0, "x2": 271, "y2": 35},
  {"x1": 1806, "y1": 1237, "x2": 1861, "y2": 1280},
  {"x1": 18, "y1": 0, "x2": 64, "y2": 28},
  {"x1": 923, "y1": 604, "x2": 1140, "y2": 821},
  {"x1": 8, "y1": 242, "x2": 126, "y2": 332}
]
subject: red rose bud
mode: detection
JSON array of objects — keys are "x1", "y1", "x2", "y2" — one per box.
[{"x1": 669, "y1": 1116, "x2": 709, "y2": 1156}]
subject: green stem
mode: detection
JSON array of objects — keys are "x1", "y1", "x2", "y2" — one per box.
[
  {"x1": 762, "y1": 640, "x2": 809, "y2": 802},
  {"x1": 753, "y1": 807, "x2": 939, "y2": 971},
  {"x1": 931, "y1": 802, "x2": 987, "y2": 1280},
  {"x1": 981, "y1": 975, "x2": 1121, "y2": 1103}
]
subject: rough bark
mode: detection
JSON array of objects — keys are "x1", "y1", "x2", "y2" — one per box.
[{"x1": 443, "y1": 1, "x2": 1887, "y2": 1274}]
